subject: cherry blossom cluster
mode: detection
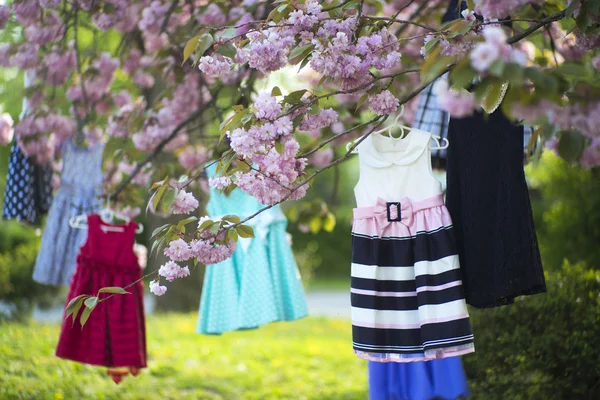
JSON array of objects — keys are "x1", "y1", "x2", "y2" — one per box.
[
  {"x1": 473, "y1": 0, "x2": 543, "y2": 19},
  {"x1": 152, "y1": 213, "x2": 240, "y2": 296},
  {"x1": 14, "y1": 114, "x2": 76, "y2": 164},
  {"x1": 220, "y1": 91, "x2": 340, "y2": 205},
  {"x1": 433, "y1": 79, "x2": 477, "y2": 118},
  {"x1": 469, "y1": 27, "x2": 528, "y2": 72}
]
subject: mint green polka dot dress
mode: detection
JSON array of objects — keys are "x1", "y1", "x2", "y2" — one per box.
[{"x1": 197, "y1": 166, "x2": 308, "y2": 335}]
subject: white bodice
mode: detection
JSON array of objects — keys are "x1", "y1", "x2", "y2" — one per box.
[{"x1": 353, "y1": 129, "x2": 442, "y2": 208}]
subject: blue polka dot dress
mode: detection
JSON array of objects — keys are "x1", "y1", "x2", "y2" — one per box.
[
  {"x1": 197, "y1": 165, "x2": 308, "y2": 335},
  {"x1": 2, "y1": 141, "x2": 53, "y2": 226},
  {"x1": 33, "y1": 139, "x2": 105, "y2": 286}
]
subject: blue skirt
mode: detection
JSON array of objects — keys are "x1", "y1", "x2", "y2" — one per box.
[{"x1": 368, "y1": 357, "x2": 469, "y2": 400}]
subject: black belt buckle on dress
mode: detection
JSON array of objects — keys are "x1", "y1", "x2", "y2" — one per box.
[{"x1": 386, "y1": 202, "x2": 402, "y2": 222}]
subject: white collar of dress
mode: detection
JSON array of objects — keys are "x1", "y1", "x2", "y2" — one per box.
[{"x1": 357, "y1": 128, "x2": 431, "y2": 168}]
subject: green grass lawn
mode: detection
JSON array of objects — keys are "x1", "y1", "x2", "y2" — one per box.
[{"x1": 0, "y1": 315, "x2": 367, "y2": 400}]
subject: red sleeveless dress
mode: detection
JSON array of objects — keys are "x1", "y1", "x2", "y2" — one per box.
[{"x1": 56, "y1": 214, "x2": 147, "y2": 381}]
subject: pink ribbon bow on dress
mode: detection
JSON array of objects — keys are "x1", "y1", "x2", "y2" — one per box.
[{"x1": 373, "y1": 197, "x2": 414, "y2": 236}]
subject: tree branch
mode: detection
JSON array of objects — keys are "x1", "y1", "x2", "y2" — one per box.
[
  {"x1": 160, "y1": 0, "x2": 179, "y2": 34},
  {"x1": 322, "y1": 0, "x2": 355, "y2": 12},
  {"x1": 360, "y1": 15, "x2": 435, "y2": 31},
  {"x1": 507, "y1": 9, "x2": 567, "y2": 44},
  {"x1": 108, "y1": 98, "x2": 216, "y2": 200}
]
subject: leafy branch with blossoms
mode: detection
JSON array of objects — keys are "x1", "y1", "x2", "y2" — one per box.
[{"x1": 1, "y1": 0, "x2": 600, "y2": 325}]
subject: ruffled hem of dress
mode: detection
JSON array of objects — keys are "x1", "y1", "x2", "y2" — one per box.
[{"x1": 355, "y1": 343, "x2": 475, "y2": 363}]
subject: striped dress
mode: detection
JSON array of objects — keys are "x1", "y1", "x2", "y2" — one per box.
[{"x1": 351, "y1": 129, "x2": 474, "y2": 362}]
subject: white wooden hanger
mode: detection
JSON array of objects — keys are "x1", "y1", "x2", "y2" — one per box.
[
  {"x1": 346, "y1": 106, "x2": 449, "y2": 154},
  {"x1": 69, "y1": 198, "x2": 144, "y2": 234}
]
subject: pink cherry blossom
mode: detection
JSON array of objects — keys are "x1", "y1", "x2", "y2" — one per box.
[
  {"x1": 470, "y1": 42, "x2": 500, "y2": 72},
  {"x1": 149, "y1": 280, "x2": 167, "y2": 296},
  {"x1": 309, "y1": 147, "x2": 334, "y2": 168},
  {"x1": 0, "y1": 113, "x2": 14, "y2": 145},
  {"x1": 0, "y1": 6, "x2": 10, "y2": 30},
  {"x1": 171, "y1": 190, "x2": 199, "y2": 214},
  {"x1": 254, "y1": 92, "x2": 283, "y2": 121},
  {"x1": 579, "y1": 138, "x2": 600, "y2": 169},
  {"x1": 178, "y1": 145, "x2": 209, "y2": 170},
  {"x1": 209, "y1": 176, "x2": 232, "y2": 190},
  {"x1": 190, "y1": 239, "x2": 237, "y2": 265},
  {"x1": 163, "y1": 238, "x2": 193, "y2": 262},
  {"x1": 434, "y1": 80, "x2": 477, "y2": 118},
  {"x1": 158, "y1": 261, "x2": 190, "y2": 282},
  {"x1": 299, "y1": 109, "x2": 339, "y2": 132},
  {"x1": 369, "y1": 90, "x2": 400, "y2": 115}
]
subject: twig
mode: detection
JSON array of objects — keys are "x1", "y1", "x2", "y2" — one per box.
[
  {"x1": 386, "y1": 0, "x2": 416, "y2": 28},
  {"x1": 507, "y1": 9, "x2": 566, "y2": 44},
  {"x1": 299, "y1": 115, "x2": 384, "y2": 158},
  {"x1": 96, "y1": 271, "x2": 159, "y2": 305},
  {"x1": 322, "y1": 0, "x2": 355, "y2": 12},
  {"x1": 160, "y1": 0, "x2": 180, "y2": 34},
  {"x1": 360, "y1": 15, "x2": 435, "y2": 31},
  {"x1": 395, "y1": 0, "x2": 431, "y2": 36}
]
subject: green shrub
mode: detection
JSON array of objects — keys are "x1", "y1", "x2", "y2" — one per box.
[
  {"x1": 0, "y1": 239, "x2": 61, "y2": 321},
  {"x1": 464, "y1": 261, "x2": 600, "y2": 400},
  {"x1": 528, "y1": 152, "x2": 600, "y2": 272}
]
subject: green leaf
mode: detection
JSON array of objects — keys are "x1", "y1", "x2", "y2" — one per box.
[
  {"x1": 480, "y1": 80, "x2": 508, "y2": 114},
  {"x1": 220, "y1": 109, "x2": 250, "y2": 136},
  {"x1": 555, "y1": 63, "x2": 589, "y2": 78},
  {"x1": 298, "y1": 54, "x2": 312, "y2": 72},
  {"x1": 79, "y1": 306, "x2": 94, "y2": 328},
  {"x1": 177, "y1": 216, "x2": 198, "y2": 228},
  {"x1": 161, "y1": 188, "x2": 178, "y2": 213},
  {"x1": 420, "y1": 47, "x2": 453, "y2": 83},
  {"x1": 152, "y1": 185, "x2": 167, "y2": 212},
  {"x1": 323, "y1": 213, "x2": 336, "y2": 232},
  {"x1": 227, "y1": 228, "x2": 239, "y2": 242},
  {"x1": 289, "y1": 44, "x2": 314, "y2": 63},
  {"x1": 84, "y1": 296, "x2": 99, "y2": 309},
  {"x1": 576, "y1": 2, "x2": 592, "y2": 32},
  {"x1": 283, "y1": 89, "x2": 308, "y2": 104},
  {"x1": 488, "y1": 60, "x2": 505, "y2": 77},
  {"x1": 217, "y1": 43, "x2": 237, "y2": 59},
  {"x1": 222, "y1": 215, "x2": 241, "y2": 223},
  {"x1": 565, "y1": 0, "x2": 579, "y2": 17},
  {"x1": 97, "y1": 287, "x2": 130, "y2": 295},
  {"x1": 182, "y1": 35, "x2": 202, "y2": 66},
  {"x1": 199, "y1": 219, "x2": 215, "y2": 231},
  {"x1": 151, "y1": 223, "x2": 171, "y2": 239},
  {"x1": 65, "y1": 295, "x2": 87, "y2": 326},
  {"x1": 355, "y1": 93, "x2": 369, "y2": 112},
  {"x1": 557, "y1": 131, "x2": 586, "y2": 163},
  {"x1": 220, "y1": 28, "x2": 236, "y2": 39},
  {"x1": 236, "y1": 160, "x2": 251, "y2": 173},
  {"x1": 502, "y1": 63, "x2": 525, "y2": 85},
  {"x1": 275, "y1": 140, "x2": 285, "y2": 155},
  {"x1": 423, "y1": 37, "x2": 439, "y2": 54},
  {"x1": 271, "y1": 86, "x2": 282, "y2": 97},
  {"x1": 236, "y1": 224, "x2": 255, "y2": 238},
  {"x1": 449, "y1": 61, "x2": 475, "y2": 89},
  {"x1": 197, "y1": 33, "x2": 214, "y2": 56}
]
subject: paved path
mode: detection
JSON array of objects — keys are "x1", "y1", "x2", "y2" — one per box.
[
  {"x1": 18, "y1": 291, "x2": 350, "y2": 323},
  {"x1": 306, "y1": 291, "x2": 350, "y2": 319}
]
